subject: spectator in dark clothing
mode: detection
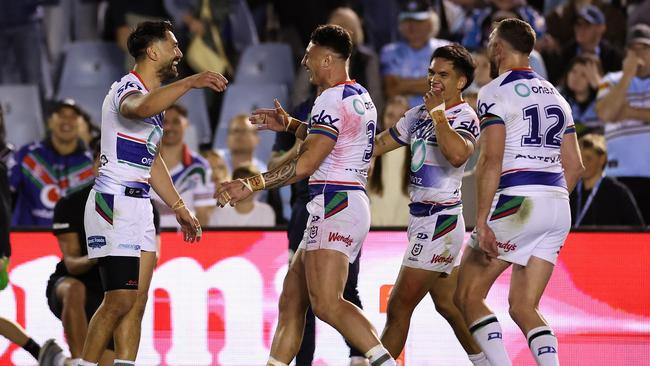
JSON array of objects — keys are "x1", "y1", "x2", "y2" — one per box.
[
  {"x1": 545, "y1": 0, "x2": 627, "y2": 54},
  {"x1": 561, "y1": 54, "x2": 603, "y2": 135},
  {"x1": 570, "y1": 134, "x2": 645, "y2": 227},
  {"x1": 269, "y1": 95, "x2": 367, "y2": 366},
  {"x1": 544, "y1": 5, "x2": 623, "y2": 85}
]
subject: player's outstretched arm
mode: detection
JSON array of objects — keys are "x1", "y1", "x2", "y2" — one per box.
[
  {"x1": 560, "y1": 131, "x2": 585, "y2": 193},
  {"x1": 215, "y1": 134, "x2": 335, "y2": 206},
  {"x1": 150, "y1": 153, "x2": 201, "y2": 243},
  {"x1": 250, "y1": 99, "x2": 309, "y2": 140},
  {"x1": 475, "y1": 120, "x2": 505, "y2": 258},
  {"x1": 372, "y1": 129, "x2": 402, "y2": 157},
  {"x1": 424, "y1": 91, "x2": 475, "y2": 167},
  {"x1": 120, "y1": 71, "x2": 228, "y2": 119}
]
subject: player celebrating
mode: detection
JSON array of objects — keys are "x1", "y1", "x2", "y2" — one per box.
[
  {"x1": 77, "y1": 21, "x2": 226, "y2": 366},
  {"x1": 372, "y1": 44, "x2": 489, "y2": 366},
  {"x1": 217, "y1": 25, "x2": 396, "y2": 366},
  {"x1": 454, "y1": 19, "x2": 584, "y2": 366}
]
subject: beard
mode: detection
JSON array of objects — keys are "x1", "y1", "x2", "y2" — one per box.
[
  {"x1": 158, "y1": 59, "x2": 179, "y2": 82},
  {"x1": 489, "y1": 58, "x2": 500, "y2": 79}
]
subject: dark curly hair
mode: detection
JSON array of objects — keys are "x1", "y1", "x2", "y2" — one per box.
[
  {"x1": 431, "y1": 43, "x2": 476, "y2": 92},
  {"x1": 310, "y1": 24, "x2": 353, "y2": 60},
  {"x1": 127, "y1": 20, "x2": 174, "y2": 61}
]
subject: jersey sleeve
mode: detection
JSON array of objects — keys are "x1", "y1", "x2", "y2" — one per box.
[
  {"x1": 452, "y1": 108, "x2": 481, "y2": 146},
  {"x1": 596, "y1": 72, "x2": 620, "y2": 100},
  {"x1": 477, "y1": 84, "x2": 507, "y2": 130},
  {"x1": 114, "y1": 78, "x2": 145, "y2": 109},
  {"x1": 308, "y1": 92, "x2": 343, "y2": 142},
  {"x1": 563, "y1": 102, "x2": 577, "y2": 134},
  {"x1": 389, "y1": 108, "x2": 417, "y2": 146},
  {"x1": 52, "y1": 196, "x2": 80, "y2": 235}
]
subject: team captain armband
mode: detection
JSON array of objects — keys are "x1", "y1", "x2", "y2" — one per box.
[
  {"x1": 310, "y1": 123, "x2": 339, "y2": 141},
  {"x1": 479, "y1": 115, "x2": 505, "y2": 130}
]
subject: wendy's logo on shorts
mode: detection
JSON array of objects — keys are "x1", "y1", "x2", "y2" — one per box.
[
  {"x1": 328, "y1": 232, "x2": 353, "y2": 247},
  {"x1": 431, "y1": 254, "x2": 453, "y2": 264},
  {"x1": 411, "y1": 243, "x2": 423, "y2": 256},
  {"x1": 496, "y1": 240, "x2": 517, "y2": 252},
  {"x1": 87, "y1": 236, "x2": 107, "y2": 249},
  {"x1": 309, "y1": 226, "x2": 318, "y2": 239}
]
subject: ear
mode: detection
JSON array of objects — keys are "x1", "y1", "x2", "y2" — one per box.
[
  {"x1": 457, "y1": 75, "x2": 468, "y2": 91},
  {"x1": 321, "y1": 54, "x2": 332, "y2": 69},
  {"x1": 145, "y1": 45, "x2": 158, "y2": 61}
]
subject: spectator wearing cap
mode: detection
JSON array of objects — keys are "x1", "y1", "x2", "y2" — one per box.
[
  {"x1": 569, "y1": 134, "x2": 644, "y2": 227},
  {"x1": 596, "y1": 24, "x2": 650, "y2": 225},
  {"x1": 380, "y1": 0, "x2": 449, "y2": 108},
  {"x1": 544, "y1": 4, "x2": 623, "y2": 84},
  {"x1": 8, "y1": 100, "x2": 93, "y2": 227},
  {"x1": 545, "y1": 0, "x2": 627, "y2": 54}
]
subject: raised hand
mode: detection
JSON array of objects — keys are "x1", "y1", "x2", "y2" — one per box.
[
  {"x1": 250, "y1": 99, "x2": 291, "y2": 132},
  {"x1": 188, "y1": 71, "x2": 228, "y2": 93},
  {"x1": 622, "y1": 51, "x2": 642, "y2": 78},
  {"x1": 423, "y1": 81, "x2": 445, "y2": 117},
  {"x1": 175, "y1": 207, "x2": 202, "y2": 243},
  {"x1": 215, "y1": 180, "x2": 254, "y2": 207}
]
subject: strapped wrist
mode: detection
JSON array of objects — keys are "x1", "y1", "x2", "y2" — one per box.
[
  {"x1": 171, "y1": 198, "x2": 186, "y2": 211},
  {"x1": 285, "y1": 117, "x2": 301, "y2": 134},
  {"x1": 244, "y1": 173, "x2": 266, "y2": 192},
  {"x1": 428, "y1": 102, "x2": 446, "y2": 126}
]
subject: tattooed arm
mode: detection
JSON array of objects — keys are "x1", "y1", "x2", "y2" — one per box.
[
  {"x1": 372, "y1": 129, "x2": 404, "y2": 157},
  {"x1": 215, "y1": 134, "x2": 336, "y2": 206}
]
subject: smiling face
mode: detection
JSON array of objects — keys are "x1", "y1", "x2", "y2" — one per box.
[
  {"x1": 428, "y1": 58, "x2": 466, "y2": 102},
  {"x1": 48, "y1": 107, "x2": 81, "y2": 144},
  {"x1": 162, "y1": 107, "x2": 187, "y2": 147},
  {"x1": 301, "y1": 42, "x2": 329, "y2": 86},
  {"x1": 155, "y1": 31, "x2": 183, "y2": 82}
]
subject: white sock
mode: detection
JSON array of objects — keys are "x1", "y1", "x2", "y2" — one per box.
[
  {"x1": 267, "y1": 356, "x2": 289, "y2": 366},
  {"x1": 76, "y1": 360, "x2": 97, "y2": 366},
  {"x1": 70, "y1": 359, "x2": 82, "y2": 365},
  {"x1": 468, "y1": 352, "x2": 491, "y2": 366},
  {"x1": 113, "y1": 360, "x2": 135, "y2": 366},
  {"x1": 365, "y1": 344, "x2": 396, "y2": 366},
  {"x1": 469, "y1": 314, "x2": 512, "y2": 366},
  {"x1": 527, "y1": 326, "x2": 559, "y2": 366}
]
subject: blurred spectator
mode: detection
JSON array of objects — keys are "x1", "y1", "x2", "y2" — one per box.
[
  {"x1": 202, "y1": 149, "x2": 230, "y2": 186},
  {"x1": 462, "y1": 0, "x2": 546, "y2": 52},
  {"x1": 431, "y1": 0, "x2": 469, "y2": 41},
  {"x1": 544, "y1": 5, "x2": 622, "y2": 85},
  {"x1": 596, "y1": 24, "x2": 650, "y2": 224},
  {"x1": 0, "y1": 105, "x2": 13, "y2": 264},
  {"x1": 368, "y1": 96, "x2": 411, "y2": 226},
  {"x1": 77, "y1": 111, "x2": 100, "y2": 146},
  {"x1": 360, "y1": 0, "x2": 400, "y2": 51},
  {"x1": 628, "y1": 0, "x2": 650, "y2": 28},
  {"x1": 545, "y1": 0, "x2": 627, "y2": 53},
  {"x1": 381, "y1": 0, "x2": 449, "y2": 108},
  {"x1": 292, "y1": 7, "x2": 384, "y2": 113},
  {"x1": 208, "y1": 165, "x2": 275, "y2": 226},
  {"x1": 561, "y1": 54, "x2": 604, "y2": 134},
  {"x1": 570, "y1": 134, "x2": 645, "y2": 227},
  {"x1": 9, "y1": 100, "x2": 93, "y2": 227},
  {"x1": 102, "y1": 0, "x2": 171, "y2": 69},
  {"x1": 219, "y1": 114, "x2": 266, "y2": 172},
  {"x1": 465, "y1": 48, "x2": 492, "y2": 109},
  {"x1": 42, "y1": 0, "x2": 100, "y2": 67},
  {"x1": 152, "y1": 104, "x2": 215, "y2": 227},
  {"x1": 0, "y1": 1, "x2": 54, "y2": 98}
]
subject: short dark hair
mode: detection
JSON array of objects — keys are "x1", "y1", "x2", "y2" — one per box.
[
  {"x1": 127, "y1": 21, "x2": 174, "y2": 60},
  {"x1": 431, "y1": 44, "x2": 476, "y2": 92},
  {"x1": 495, "y1": 18, "x2": 536, "y2": 55},
  {"x1": 310, "y1": 24, "x2": 353, "y2": 60},
  {"x1": 167, "y1": 103, "x2": 188, "y2": 117}
]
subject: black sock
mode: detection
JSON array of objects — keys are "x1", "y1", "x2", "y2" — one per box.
[{"x1": 22, "y1": 338, "x2": 40, "y2": 360}]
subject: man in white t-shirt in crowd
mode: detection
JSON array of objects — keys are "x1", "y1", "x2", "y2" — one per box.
[
  {"x1": 152, "y1": 104, "x2": 215, "y2": 227},
  {"x1": 219, "y1": 114, "x2": 267, "y2": 173},
  {"x1": 208, "y1": 165, "x2": 275, "y2": 227}
]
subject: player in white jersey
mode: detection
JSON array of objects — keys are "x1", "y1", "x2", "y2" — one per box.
[
  {"x1": 216, "y1": 25, "x2": 397, "y2": 366},
  {"x1": 372, "y1": 44, "x2": 489, "y2": 366},
  {"x1": 78, "y1": 21, "x2": 227, "y2": 366},
  {"x1": 454, "y1": 19, "x2": 584, "y2": 366}
]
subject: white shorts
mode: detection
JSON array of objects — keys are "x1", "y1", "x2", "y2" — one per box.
[
  {"x1": 468, "y1": 191, "x2": 570, "y2": 266},
  {"x1": 403, "y1": 207, "x2": 465, "y2": 274},
  {"x1": 298, "y1": 190, "x2": 370, "y2": 263},
  {"x1": 84, "y1": 188, "x2": 156, "y2": 259}
]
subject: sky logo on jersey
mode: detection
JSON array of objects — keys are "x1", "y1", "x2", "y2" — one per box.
[
  {"x1": 116, "y1": 81, "x2": 143, "y2": 98},
  {"x1": 310, "y1": 110, "x2": 340, "y2": 125},
  {"x1": 116, "y1": 132, "x2": 155, "y2": 170}
]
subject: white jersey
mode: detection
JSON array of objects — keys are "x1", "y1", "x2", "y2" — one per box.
[
  {"x1": 477, "y1": 68, "x2": 575, "y2": 196},
  {"x1": 307, "y1": 81, "x2": 377, "y2": 198},
  {"x1": 94, "y1": 72, "x2": 164, "y2": 196},
  {"x1": 390, "y1": 102, "x2": 479, "y2": 205}
]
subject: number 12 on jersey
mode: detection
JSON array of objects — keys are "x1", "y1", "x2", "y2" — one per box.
[{"x1": 521, "y1": 104, "x2": 566, "y2": 148}]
